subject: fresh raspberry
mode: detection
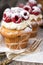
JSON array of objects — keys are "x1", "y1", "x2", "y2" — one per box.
[
  {"x1": 3, "y1": 14, "x2": 6, "y2": 18},
  {"x1": 17, "y1": 18, "x2": 22, "y2": 23},
  {"x1": 29, "y1": 9, "x2": 33, "y2": 14},
  {"x1": 24, "y1": 7, "x2": 29, "y2": 11},
  {"x1": 29, "y1": 3, "x2": 37, "y2": 7},
  {"x1": 4, "y1": 17, "x2": 11, "y2": 23},
  {"x1": 32, "y1": 6, "x2": 41, "y2": 15},
  {"x1": 23, "y1": 5, "x2": 32, "y2": 13},
  {"x1": 12, "y1": 15, "x2": 22, "y2": 23},
  {"x1": 32, "y1": 12, "x2": 40, "y2": 15}
]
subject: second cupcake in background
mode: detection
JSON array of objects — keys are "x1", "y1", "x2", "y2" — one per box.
[{"x1": 20, "y1": 0, "x2": 42, "y2": 26}]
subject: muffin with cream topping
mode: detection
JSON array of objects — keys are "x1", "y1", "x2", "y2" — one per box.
[
  {"x1": 25, "y1": 0, "x2": 42, "y2": 26},
  {"x1": 30, "y1": 6, "x2": 42, "y2": 26},
  {"x1": 0, "y1": 7, "x2": 33, "y2": 50}
]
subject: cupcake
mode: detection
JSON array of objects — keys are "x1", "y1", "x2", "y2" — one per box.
[
  {"x1": 0, "y1": 7, "x2": 33, "y2": 50},
  {"x1": 23, "y1": 5, "x2": 38, "y2": 37},
  {"x1": 30, "y1": 6, "x2": 42, "y2": 26}
]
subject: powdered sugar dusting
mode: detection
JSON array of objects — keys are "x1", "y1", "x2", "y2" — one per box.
[
  {"x1": 20, "y1": 10, "x2": 29, "y2": 19},
  {"x1": 11, "y1": 13, "x2": 20, "y2": 18},
  {"x1": 11, "y1": 7, "x2": 23, "y2": 13},
  {"x1": 32, "y1": 6, "x2": 41, "y2": 13},
  {"x1": 3, "y1": 8, "x2": 11, "y2": 17}
]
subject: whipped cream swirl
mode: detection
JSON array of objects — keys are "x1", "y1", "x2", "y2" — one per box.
[{"x1": 1, "y1": 7, "x2": 32, "y2": 31}]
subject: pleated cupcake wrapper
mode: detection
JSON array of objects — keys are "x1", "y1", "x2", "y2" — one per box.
[
  {"x1": 6, "y1": 39, "x2": 42, "y2": 60},
  {"x1": 5, "y1": 33, "x2": 30, "y2": 49}
]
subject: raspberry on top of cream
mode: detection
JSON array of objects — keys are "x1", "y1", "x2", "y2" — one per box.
[
  {"x1": 3, "y1": 8, "x2": 11, "y2": 18},
  {"x1": 32, "y1": 6, "x2": 41, "y2": 12},
  {"x1": 28, "y1": 0, "x2": 37, "y2": 7},
  {"x1": 1, "y1": 7, "x2": 32, "y2": 30},
  {"x1": 23, "y1": 5, "x2": 32, "y2": 13},
  {"x1": 11, "y1": 13, "x2": 22, "y2": 23},
  {"x1": 3, "y1": 8, "x2": 11, "y2": 23},
  {"x1": 29, "y1": 6, "x2": 42, "y2": 20},
  {"x1": 31, "y1": 6, "x2": 41, "y2": 15},
  {"x1": 3, "y1": 8, "x2": 11, "y2": 17}
]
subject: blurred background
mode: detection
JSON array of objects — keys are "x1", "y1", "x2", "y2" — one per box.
[{"x1": 0, "y1": 0, "x2": 43, "y2": 21}]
